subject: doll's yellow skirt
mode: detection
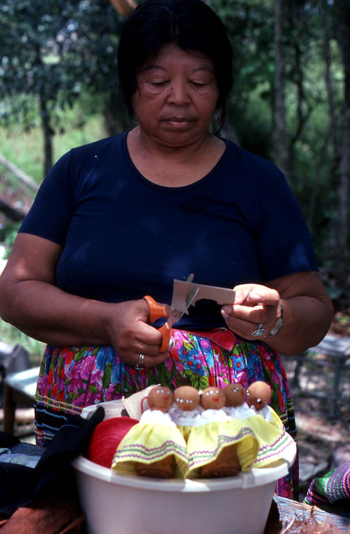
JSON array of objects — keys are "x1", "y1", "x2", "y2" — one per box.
[
  {"x1": 186, "y1": 420, "x2": 259, "y2": 477},
  {"x1": 244, "y1": 410, "x2": 296, "y2": 469},
  {"x1": 111, "y1": 422, "x2": 188, "y2": 476}
]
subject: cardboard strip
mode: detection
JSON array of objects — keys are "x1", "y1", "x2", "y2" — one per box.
[{"x1": 172, "y1": 280, "x2": 235, "y2": 314}]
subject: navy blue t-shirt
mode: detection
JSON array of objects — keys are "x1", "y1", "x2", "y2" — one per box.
[{"x1": 19, "y1": 132, "x2": 318, "y2": 330}]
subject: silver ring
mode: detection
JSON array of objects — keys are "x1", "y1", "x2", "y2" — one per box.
[
  {"x1": 251, "y1": 324, "x2": 266, "y2": 337},
  {"x1": 135, "y1": 353, "x2": 145, "y2": 371}
]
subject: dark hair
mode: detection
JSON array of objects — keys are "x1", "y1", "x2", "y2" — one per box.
[{"x1": 117, "y1": 0, "x2": 233, "y2": 130}]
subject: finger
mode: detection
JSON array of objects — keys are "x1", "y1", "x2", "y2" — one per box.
[
  {"x1": 115, "y1": 323, "x2": 165, "y2": 359},
  {"x1": 144, "y1": 351, "x2": 169, "y2": 367},
  {"x1": 134, "y1": 342, "x2": 163, "y2": 357},
  {"x1": 232, "y1": 284, "x2": 256, "y2": 305},
  {"x1": 222, "y1": 315, "x2": 274, "y2": 340},
  {"x1": 245, "y1": 291, "x2": 279, "y2": 306},
  {"x1": 132, "y1": 351, "x2": 170, "y2": 369},
  {"x1": 228, "y1": 320, "x2": 261, "y2": 339},
  {"x1": 222, "y1": 303, "x2": 278, "y2": 324},
  {"x1": 136, "y1": 321, "x2": 163, "y2": 345},
  {"x1": 233, "y1": 284, "x2": 279, "y2": 306},
  {"x1": 117, "y1": 324, "x2": 163, "y2": 355},
  {"x1": 118, "y1": 337, "x2": 164, "y2": 357}
]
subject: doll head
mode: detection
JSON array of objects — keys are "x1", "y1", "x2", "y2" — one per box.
[
  {"x1": 174, "y1": 386, "x2": 200, "y2": 412},
  {"x1": 247, "y1": 381, "x2": 272, "y2": 410},
  {"x1": 147, "y1": 386, "x2": 174, "y2": 413},
  {"x1": 223, "y1": 382, "x2": 246, "y2": 408},
  {"x1": 201, "y1": 387, "x2": 225, "y2": 410}
]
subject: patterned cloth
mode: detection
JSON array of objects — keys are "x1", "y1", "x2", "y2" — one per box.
[
  {"x1": 0, "y1": 442, "x2": 44, "y2": 469},
  {"x1": 243, "y1": 408, "x2": 296, "y2": 469},
  {"x1": 34, "y1": 329, "x2": 298, "y2": 499},
  {"x1": 304, "y1": 460, "x2": 350, "y2": 505}
]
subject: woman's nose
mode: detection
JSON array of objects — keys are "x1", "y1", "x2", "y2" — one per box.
[{"x1": 167, "y1": 79, "x2": 190, "y2": 105}]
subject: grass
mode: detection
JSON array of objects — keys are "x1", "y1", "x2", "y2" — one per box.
[
  {"x1": 0, "y1": 103, "x2": 107, "y2": 183},
  {"x1": 0, "y1": 319, "x2": 45, "y2": 366}
]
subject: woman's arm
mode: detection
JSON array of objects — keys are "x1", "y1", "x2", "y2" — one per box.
[
  {"x1": 0, "y1": 233, "x2": 165, "y2": 367},
  {"x1": 221, "y1": 271, "x2": 334, "y2": 355}
]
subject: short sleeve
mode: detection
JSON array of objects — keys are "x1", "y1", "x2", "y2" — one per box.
[
  {"x1": 257, "y1": 171, "x2": 319, "y2": 281},
  {"x1": 19, "y1": 151, "x2": 75, "y2": 246}
]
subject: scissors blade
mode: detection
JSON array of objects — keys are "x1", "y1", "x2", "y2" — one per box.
[
  {"x1": 184, "y1": 285, "x2": 199, "y2": 313},
  {"x1": 168, "y1": 274, "x2": 198, "y2": 322}
]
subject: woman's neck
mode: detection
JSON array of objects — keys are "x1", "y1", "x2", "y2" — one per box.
[{"x1": 127, "y1": 126, "x2": 226, "y2": 187}]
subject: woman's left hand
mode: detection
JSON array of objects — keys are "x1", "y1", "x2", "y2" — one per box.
[
  {"x1": 220, "y1": 272, "x2": 334, "y2": 355},
  {"x1": 221, "y1": 283, "x2": 281, "y2": 340}
]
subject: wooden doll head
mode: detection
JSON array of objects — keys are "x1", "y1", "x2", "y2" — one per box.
[
  {"x1": 174, "y1": 386, "x2": 200, "y2": 412},
  {"x1": 223, "y1": 382, "x2": 246, "y2": 408},
  {"x1": 201, "y1": 387, "x2": 225, "y2": 410},
  {"x1": 147, "y1": 386, "x2": 174, "y2": 412},
  {"x1": 247, "y1": 381, "x2": 272, "y2": 410}
]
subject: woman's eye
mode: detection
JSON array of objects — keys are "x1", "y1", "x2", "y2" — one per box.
[
  {"x1": 151, "y1": 81, "x2": 168, "y2": 86},
  {"x1": 191, "y1": 81, "x2": 207, "y2": 87}
]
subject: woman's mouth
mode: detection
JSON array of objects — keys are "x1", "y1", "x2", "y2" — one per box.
[{"x1": 164, "y1": 117, "x2": 193, "y2": 128}]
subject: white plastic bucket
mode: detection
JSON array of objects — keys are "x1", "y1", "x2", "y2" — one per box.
[{"x1": 72, "y1": 455, "x2": 291, "y2": 534}]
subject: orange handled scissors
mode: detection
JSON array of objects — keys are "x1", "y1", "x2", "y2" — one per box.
[{"x1": 144, "y1": 276, "x2": 198, "y2": 352}]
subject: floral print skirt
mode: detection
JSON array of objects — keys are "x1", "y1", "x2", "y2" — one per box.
[{"x1": 34, "y1": 328, "x2": 298, "y2": 499}]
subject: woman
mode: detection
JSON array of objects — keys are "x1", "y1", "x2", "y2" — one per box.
[{"x1": 0, "y1": 0, "x2": 333, "y2": 499}]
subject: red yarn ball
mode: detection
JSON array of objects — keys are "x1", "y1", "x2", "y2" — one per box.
[{"x1": 88, "y1": 416, "x2": 138, "y2": 468}]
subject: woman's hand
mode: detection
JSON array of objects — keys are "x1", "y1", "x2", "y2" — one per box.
[
  {"x1": 221, "y1": 273, "x2": 333, "y2": 355},
  {"x1": 106, "y1": 299, "x2": 169, "y2": 368},
  {"x1": 221, "y1": 283, "x2": 281, "y2": 340}
]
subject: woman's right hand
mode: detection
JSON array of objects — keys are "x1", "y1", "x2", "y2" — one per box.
[
  {"x1": 106, "y1": 299, "x2": 170, "y2": 368},
  {"x1": 0, "y1": 234, "x2": 170, "y2": 368}
]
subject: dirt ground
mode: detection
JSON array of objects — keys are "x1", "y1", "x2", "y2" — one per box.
[
  {"x1": 293, "y1": 395, "x2": 350, "y2": 501},
  {"x1": 282, "y1": 309, "x2": 350, "y2": 501}
]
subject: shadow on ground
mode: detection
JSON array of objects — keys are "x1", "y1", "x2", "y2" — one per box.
[{"x1": 281, "y1": 354, "x2": 350, "y2": 501}]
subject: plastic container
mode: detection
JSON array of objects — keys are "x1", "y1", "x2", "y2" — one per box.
[{"x1": 72, "y1": 454, "x2": 293, "y2": 534}]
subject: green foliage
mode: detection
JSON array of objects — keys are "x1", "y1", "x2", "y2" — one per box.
[
  {"x1": 0, "y1": 0, "x2": 122, "y2": 130},
  {"x1": 0, "y1": 221, "x2": 21, "y2": 257},
  {"x1": 0, "y1": 318, "x2": 45, "y2": 365},
  {"x1": 0, "y1": 105, "x2": 106, "y2": 182}
]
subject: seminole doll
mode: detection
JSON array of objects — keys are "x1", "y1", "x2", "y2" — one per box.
[{"x1": 111, "y1": 386, "x2": 188, "y2": 478}]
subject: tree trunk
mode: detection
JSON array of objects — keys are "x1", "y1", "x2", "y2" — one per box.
[
  {"x1": 288, "y1": 39, "x2": 312, "y2": 182},
  {"x1": 308, "y1": 133, "x2": 329, "y2": 234},
  {"x1": 323, "y1": 0, "x2": 339, "y2": 173},
  {"x1": 273, "y1": 0, "x2": 290, "y2": 182},
  {"x1": 0, "y1": 195, "x2": 28, "y2": 221},
  {"x1": 334, "y1": 0, "x2": 350, "y2": 262},
  {"x1": 337, "y1": 104, "x2": 350, "y2": 257},
  {"x1": 39, "y1": 89, "x2": 54, "y2": 178},
  {"x1": 0, "y1": 155, "x2": 38, "y2": 192}
]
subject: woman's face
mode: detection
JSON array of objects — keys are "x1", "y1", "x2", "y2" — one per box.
[{"x1": 132, "y1": 44, "x2": 219, "y2": 148}]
